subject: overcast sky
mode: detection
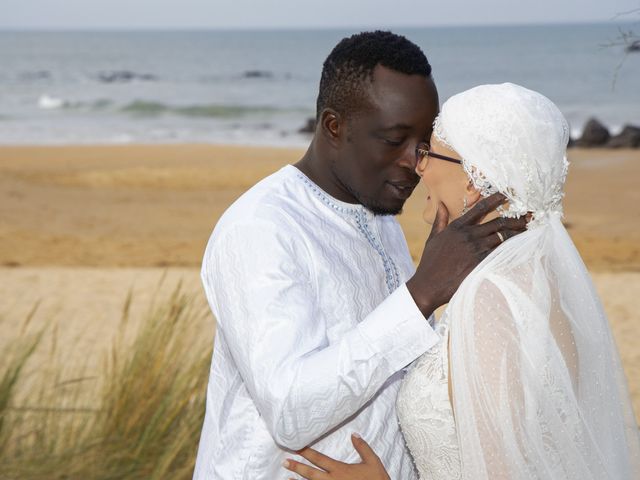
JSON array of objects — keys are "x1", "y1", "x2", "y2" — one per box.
[{"x1": 1, "y1": 0, "x2": 639, "y2": 30}]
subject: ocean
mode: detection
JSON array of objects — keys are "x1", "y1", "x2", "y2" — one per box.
[{"x1": 0, "y1": 23, "x2": 638, "y2": 146}]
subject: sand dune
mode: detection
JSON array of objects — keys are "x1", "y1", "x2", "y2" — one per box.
[{"x1": 1, "y1": 266, "x2": 638, "y2": 420}]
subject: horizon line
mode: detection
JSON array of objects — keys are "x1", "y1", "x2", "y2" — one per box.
[{"x1": 0, "y1": 19, "x2": 634, "y2": 33}]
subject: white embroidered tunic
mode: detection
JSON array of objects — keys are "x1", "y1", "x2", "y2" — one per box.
[{"x1": 193, "y1": 164, "x2": 438, "y2": 479}]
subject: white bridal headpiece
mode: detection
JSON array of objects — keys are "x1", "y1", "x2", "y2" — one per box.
[{"x1": 433, "y1": 83, "x2": 570, "y2": 226}]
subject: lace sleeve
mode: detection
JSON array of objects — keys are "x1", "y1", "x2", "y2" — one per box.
[
  {"x1": 449, "y1": 277, "x2": 530, "y2": 478},
  {"x1": 448, "y1": 267, "x2": 638, "y2": 479}
]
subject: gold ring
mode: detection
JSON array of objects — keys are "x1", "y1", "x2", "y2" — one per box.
[{"x1": 496, "y1": 231, "x2": 505, "y2": 243}]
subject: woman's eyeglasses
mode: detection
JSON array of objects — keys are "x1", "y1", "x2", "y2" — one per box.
[{"x1": 415, "y1": 142, "x2": 463, "y2": 166}]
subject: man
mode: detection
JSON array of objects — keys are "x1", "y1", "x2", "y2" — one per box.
[{"x1": 193, "y1": 31, "x2": 526, "y2": 479}]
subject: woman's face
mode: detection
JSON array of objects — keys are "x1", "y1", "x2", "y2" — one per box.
[{"x1": 415, "y1": 133, "x2": 480, "y2": 225}]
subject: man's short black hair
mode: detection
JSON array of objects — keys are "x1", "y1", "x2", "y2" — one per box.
[{"x1": 316, "y1": 30, "x2": 432, "y2": 121}]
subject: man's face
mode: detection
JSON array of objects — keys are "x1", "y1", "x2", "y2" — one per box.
[{"x1": 332, "y1": 65, "x2": 439, "y2": 215}]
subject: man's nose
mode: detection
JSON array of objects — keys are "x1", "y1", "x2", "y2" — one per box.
[{"x1": 398, "y1": 144, "x2": 419, "y2": 170}]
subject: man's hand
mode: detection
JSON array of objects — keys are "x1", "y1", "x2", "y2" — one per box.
[
  {"x1": 406, "y1": 193, "x2": 528, "y2": 317},
  {"x1": 283, "y1": 433, "x2": 390, "y2": 480}
]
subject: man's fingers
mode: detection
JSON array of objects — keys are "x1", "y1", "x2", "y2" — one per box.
[
  {"x1": 351, "y1": 433, "x2": 381, "y2": 465},
  {"x1": 296, "y1": 447, "x2": 339, "y2": 472},
  {"x1": 470, "y1": 216, "x2": 527, "y2": 237},
  {"x1": 456, "y1": 192, "x2": 507, "y2": 225},
  {"x1": 283, "y1": 458, "x2": 329, "y2": 480},
  {"x1": 476, "y1": 248, "x2": 492, "y2": 264},
  {"x1": 499, "y1": 229, "x2": 521, "y2": 242},
  {"x1": 477, "y1": 229, "x2": 521, "y2": 256},
  {"x1": 477, "y1": 233, "x2": 503, "y2": 253},
  {"x1": 427, "y1": 202, "x2": 450, "y2": 240}
]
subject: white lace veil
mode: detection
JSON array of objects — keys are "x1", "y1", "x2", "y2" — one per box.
[{"x1": 437, "y1": 83, "x2": 640, "y2": 479}]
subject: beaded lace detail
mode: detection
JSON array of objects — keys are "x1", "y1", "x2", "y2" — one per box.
[{"x1": 432, "y1": 83, "x2": 570, "y2": 229}]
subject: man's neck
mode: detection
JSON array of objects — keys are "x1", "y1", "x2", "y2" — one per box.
[{"x1": 294, "y1": 144, "x2": 359, "y2": 205}]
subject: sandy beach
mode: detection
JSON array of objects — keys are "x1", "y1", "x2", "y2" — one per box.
[
  {"x1": 1, "y1": 144, "x2": 639, "y2": 418},
  {"x1": 1, "y1": 144, "x2": 638, "y2": 269}
]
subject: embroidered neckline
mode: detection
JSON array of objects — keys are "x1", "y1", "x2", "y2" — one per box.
[
  {"x1": 287, "y1": 165, "x2": 365, "y2": 216},
  {"x1": 287, "y1": 165, "x2": 400, "y2": 294}
]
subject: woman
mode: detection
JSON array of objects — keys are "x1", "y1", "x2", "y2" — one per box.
[{"x1": 284, "y1": 83, "x2": 640, "y2": 479}]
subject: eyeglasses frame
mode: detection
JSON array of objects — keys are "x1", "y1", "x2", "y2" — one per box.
[{"x1": 415, "y1": 144, "x2": 463, "y2": 166}]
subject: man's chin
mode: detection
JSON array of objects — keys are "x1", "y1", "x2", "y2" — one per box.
[
  {"x1": 352, "y1": 189, "x2": 405, "y2": 216},
  {"x1": 366, "y1": 200, "x2": 405, "y2": 216}
]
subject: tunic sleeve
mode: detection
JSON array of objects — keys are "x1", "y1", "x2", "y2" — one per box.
[{"x1": 201, "y1": 217, "x2": 438, "y2": 450}]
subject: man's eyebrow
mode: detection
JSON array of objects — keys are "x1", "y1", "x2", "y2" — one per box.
[{"x1": 378, "y1": 124, "x2": 413, "y2": 132}]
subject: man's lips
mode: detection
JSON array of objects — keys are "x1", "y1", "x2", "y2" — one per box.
[
  {"x1": 386, "y1": 180, "x2": 419, "y2": 198},
  {"x1": 387, "y1": 179, "x2": 419, "y2": 190}
]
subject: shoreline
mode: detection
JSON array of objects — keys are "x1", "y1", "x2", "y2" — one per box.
[{"x1": 1, "y1": 114, "x2": 636, "y2": 151}]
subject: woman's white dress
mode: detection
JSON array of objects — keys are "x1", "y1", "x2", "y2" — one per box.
[
  {"x1": 397, "y1": 312, "x2": 461, "y2": 480},
  {"x1": 393, "y1": 83, "x2": 640, "y2": 479}
]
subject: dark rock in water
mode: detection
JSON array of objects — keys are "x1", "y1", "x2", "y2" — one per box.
[
  {"x1": 20, "y1": 70, "x2": 51, "y2": 81},
  {"x1": 298, "y1": 117, "x2": 316, "y2": 134},
  {"x1": 243, "y1": 70, "x2": 273, "y2": 79},
  {"x1": 626, "y1": 40, "x2": 640, "y2": 53},
  {"x1": 607, "y1": 125, "x2": 640, "y2": 148},
  {"x1": 575, "y1": 118, "x2": 610, "y2": 147},
  {"x1": 98, "y1": 70, "x2": 158, "y2": 83}
]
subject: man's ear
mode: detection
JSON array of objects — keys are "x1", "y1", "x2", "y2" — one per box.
[
  {"x1": 319, "y1": 109, "x2": 344, "y2": 148},
  {"x1": 465, "y1": 180, "x2": 482, "y2": 208}
]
